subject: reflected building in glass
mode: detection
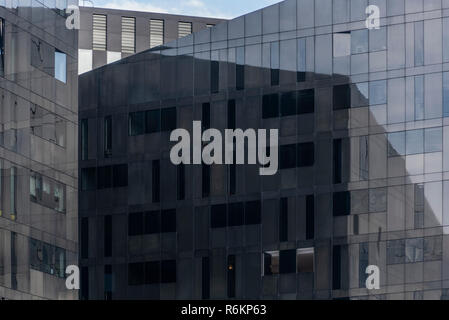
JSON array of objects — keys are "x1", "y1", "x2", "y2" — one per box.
[
  {"x1": 79, "y1": 0, "x2": 449, "y2": 300},
  {"x1": 0, "y1": 2, "x2": 79, "y2": 299}
]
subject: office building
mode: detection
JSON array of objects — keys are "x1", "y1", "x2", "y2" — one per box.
[
  {"x1": 79, "y1": 0, "x2": 449, "y2": 300},
  {"x1": 78, "y1": 6, "x2": 225, "y2": 74},
  {"x1": 0, "y1": 1, "x2": 79, "y2": 299}
]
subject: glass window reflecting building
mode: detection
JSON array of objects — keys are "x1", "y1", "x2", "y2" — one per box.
[
  {"x1": 0, "y1": 1, "x2": 78, "y2": 299},
  {"x1": 79, "y1": 0, "x2": 449, "y2": 300}
]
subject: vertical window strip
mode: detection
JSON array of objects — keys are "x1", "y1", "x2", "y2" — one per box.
[
  {"x1": 122, "y1": 17, "x2": 136, "y2": 54},
  {"x1": 150, "y1": 19, "x2": 164, "y2": 48},
  {"x1": 92, "y1": 14, "x2": 107, "y2": 51}
]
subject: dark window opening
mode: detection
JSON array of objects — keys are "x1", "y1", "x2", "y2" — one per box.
[
  {"x1": 202, "y1": 103, "x2": 211, "y2": 131},
  {"x1": 104, "y1": 116, "x2": 112, "y2": 157},
  {"x1": 333, "y1": 191, "x2": 351, "y2": 217},
  {"x1": 298, "y1": 89, "x2": 315, "y2": 114},
  {"x1": 245, "y1": 201, "x2": 261, "y2": 225},
  {"x1": 152, "y1": 160, "x2": 160, "y2": 203},
  {"x1": 297, "y1": 142, "x2": 315, "y2": 167},
  {"x1": 145, "y1": 211, "x2": 160, "y2": 235},
  {"x1": 228, "y1": 203, "x2": 244, "y2": 227},
  {"x1": 113, "y1": 164, "x2": 128, "y2": 188},
  {"x1": 161, "y1": 209, "x2": 176, "y2": 233},
  {"x1": 161, "y1": 107, "x2": 177, "y2": 132},
  {"x1": 333, "y1": 139, "x2": 342, "y2": 184},
  {"x1": 145, "y1": 109, "x2": 160, "y2": 134},
  {"x1": 104, "y1": 215, "x2": 112, "y2": 257},
  {"x1": 211, "y1": 60, "x2": 219, "y2": 94},
  {"x1": 281, "y1": 91, "x2": 296, "y2": 116},
  {"x1": 333, "y1": 84, "x2": 351, "y2": 110},
  {"x1": 262, "y1": 93, "x2": 279, "y2": 119},
  {"x1": 161, "y1": 260, "x2": 176, "y2": 283},
  {"x1": 145, "y1": 261, "x2": 160, "y2": 284},
  {"x1": 280, "y1": 144, "x2": 296, "y2": 169},
  {"x1": 280, "y1": 250, "x2": 296, "y2": 274},
  {"x1": 211, "y1": 204, "x2": 227, "y2": 228},
  {"x1": 128, "y1": 212, "x2": 144, "y2": 236},
  {"x1": 202, "y1": 164, "x2": 210, "y2": 198}
]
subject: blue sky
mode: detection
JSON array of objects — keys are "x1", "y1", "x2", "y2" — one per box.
[{"x1": 85, "y1": 0, "x2": 282, "y2": 19}]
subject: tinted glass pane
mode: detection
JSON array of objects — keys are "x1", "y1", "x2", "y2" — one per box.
[
  {"x1": 279, "y1": 250, "x2": 296, "y2": 274},
  {"x1": 144, "y1": 211, "x2": 160, "y2": 234},
  {"x1": 388, "y1": 132, "x2": 406, "y2": 157},
  {"x1": 161, "y1": 209, "x2": 176, "y2": 233},
  {"x1": 129, "y1": 112, "x2": 145, "y2": 136},
  {"x1": 161, "y1": 260, "x2": 176, "y2": 283},
  {"x1": 297, "y1": 89, "x2": 314, "y2": 114},
  {"x1": 425, "y1": 127, "x2": 443, "y2": 153},
  {"x1": 245, "y1": 201, "x2": 261, "y2": 225},
  {"x1": 145, "y1": 261, "x2": 160, "y2": 284},
  {"x1": 145, "y1": 109, "x2": 160, "y2": 133},
  {"x1": 406, "y1": 130, "x2": 424, "y2": 155},
  {"x1": 228, "y1": 203, "x2": 244, "y2": 227},
  {"x1": 297, "y1": 142, "x2": 315, "y2": 167},
  {"x1": 262, "y1": 93, "x2": 279, "y2": 119},
  {"x1": 128, "y1": 212, "x2": 144, "y2": 236},
  {"x1": 161, "y1": 107, "x2": 177, "y2": 131},
  {"x1": 113, "y1": 164, "x2": 128, "y2": 188},
  {"x1": 211, "y1": 204, "x2": 227, "y2": 228},
  {"x1": 370, "y1": 80, "x2": 387, "y2": 105},
  {"x1": 333, "y1": 191, "x2": 351, "y2": 216},
  {"x1": 128, "y1": 263, "x2": 144, "y2": 286},
  {"x1": 280, "y1": 144, "x2": 296, "y2": 169},
  {"x1": 280, "y1": 91, "x2": 296, "y2": 116},
  {"x1": 333, "y1": 84, "x2": 351, "y2": 110}
]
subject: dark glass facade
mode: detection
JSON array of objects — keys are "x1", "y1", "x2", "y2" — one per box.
[
  {"x1": 79, "y1": 0, "x2": 449, "y2": 300},
  {"x1": 0, "y1": 1, "x2": 78, "y2": 299}
]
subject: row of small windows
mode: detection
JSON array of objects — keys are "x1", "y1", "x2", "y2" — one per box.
[
  {"x1": 388, "y1": 127, "x2": 443, "y2": 157},
  {"x1": 93, "y1": 14, "x2": 196, "y2": 53},
  {"x1": 128, "y1": 260, "x2": 176, "y2": 285},
  {"x1": 81, "y1": 164, "x2": 128, "y2": 191},
  {"x1": 262, "y1": 89, "x2": 314, "y2": 119},
  {"x1": 30, "y1": 171, "x2": 66, "y2": 213},
  {"x1": 129, "y1": 107, "x2": 177, "y2": 136},
  {"x1": 280, "y1": 143, "x2": 315, "y2": 169},
  {"x1": 263, "y1": 248, "x2": 314, "y2": 276},
  {"x1": 29, "y1": 238, "x2": 66, "y2": 279},
  {"x1": 211, "y1": 201, "x2": 261, "y2": 228},
  {"x1": 128, "y1": 209, "x2": 176, "y2": 236}
]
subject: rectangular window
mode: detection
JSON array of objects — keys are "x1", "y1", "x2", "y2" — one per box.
[
  {"x1": 333, "y1": 84, "x2": 351, "y2": 110},
  {"x1": 177, "y1": 164, "x2": 185, "y2": 201},
  {"x1": 145, "y1": 109, "x2": 161, "y2": 134},
  {"x1": 29, "y1": 238, "x2": 66, "y2": 278},
  {"x1": 0, "y1": 18, "x2": 5, "y2": 77},
  {"x1": 297, "y1": 142, "x2": 314, "y2": 167},
  {"x1": 297, "y1": 89, "x2": 315, "y2": 114},
  {"x1": 211, "y1": 59, "x2": 219, "y2": 94},
  {"x1": 236, "y1": 47, "x2": 245, "y2": 91},
  {"x1": 104, "y1": 116, "x2": 112, "y2": 157},
  {"x1": 152, "y1": 160, "x2": 160, "y2": 203},
  {"x1": 97, "y1": 166, "x2": 112, "y2": 189},
  {"x1": 129, "y1": 112, "x2": 145, "y2": 136},
  {"x1": 306, "y1": 195, "x2": 314, "y2": 240},
  {"x1": 333, "y1": 191, "x2": 351, "y2": 217},
  {"x1": 263, "y1": 251, "x2": 279, "y2": 275},
  {"x1": 150, "y1": 19, "x2": 164, "y2": 48},
  {"x1": 280, "y1": 144, "x2": 296, "y2": 169},
  {"x1": 370, "y1": 80, "x2": 387, "y2": 105},
  {"x1": 10, "y1": 167, "x2": 16, "y2": 217},
  {"x1": 161, "y1": 260, "x2": 176, "y2": 283},
  {"x1": 227, "y1": 255, "x2": 236, "y2": 298},
  {"x1": 178, "y1": 21, "x2": 192, "y2": 38},
  {"x1": 81, "y1": 119, "x2": 88, "y2": 160},
  {"x1": 332, "y1": 245, "x2": 341, "y2": 290},
  {"x1": 129, "y1": 212, "x2": 144, "y2": 236},
  {"x1": 359, "y1": 243, "x2": 369, "y2": 288},
  {"x1": 202, "y1": 164, "x2": 210, "y2": 198},
  {"x1": 128, "y1": 262, "x2": 144, "y2": 286},
  {"x1": 30, "y1": 104, "x2": 66, "y2": 147},
  {"x1": 30, "y1": 171, "x2": 66, "y2": 213},
  {"x1": 81, "y1": 267, "x2": 89, "y2": 300},
  {"x1": 297, "y1": 248, "x2": 314, "y2": 273},
  {"x1": 333, "y1": 32, "x2": 351, "y2": 57},
  {"x1": 359, "y1": 136, "x2": 369, "y2": 180},
  {"x1": 280, "y1": 91, "x2": 296, "y2": 116},
  {"x1": 245, "y1": 201, "x2": 261, "y2": 225},
  {"x1": 81, "y1": 168, "x2": 96, "y2": 191},
  {"x1": 425, "y1": 127, "x2": 443, "y2": 153},
  {"x1": 145, "y1": 261, "x2": 160, "y2": 284},
  {"x1": 202, "y1": 103, "x2": 211, "y2": 131},
  {"x1": 121, "y1": 17, "x2": 136, "y2": 54},
  {"x1": 112, "y1": 164, "x2": 128, "y2": 188},
  {"x1": 93, "y1": 14, "x2": 107, "y2": 51},
  {"x1": 279, "y1": 198, "x2": 288, "y2": 242},
  {"x1": 104, "y1": 265, "x2": 112, "y2": 300},
  {"x1": 81, "y1": 217, "x2": 88, "y2": 259},
  {"x1": 415, "y1": 75, "x2": 425, "y2": 120},
  {"x1": 262, "y1": 93, "x2": 279, "y2": 119},
  {"x1": 414, "y1": 21, "x2": 424, "y2": 67},
  {"x1": 211, "y1": 204, "x2": 227, "y2": 228},
  {"x1": 104, "y1": 215, "x2": 112, "y2": 257},
  {"x1": 414, "y1": 184, "x2": 424, "y2": 229},
  {"x1": 297, "y1": 38, "x2": 306, "y2": 82},
  {"x1": 333, "y1": 139, "x2": 342, "y2": 184},
  {"x1": 161, "y1": 209, "x2": 176, "y2": 233},
  {"x1": 54, "y1": 49, "x2": 67, "y2": 83},
  {"x1": 271, "y1": 42, "x2": 280, "y2": 86},
  {"x1": 161, "y1": 107, "x2": 177, "y2": 132},
  {"x1": 145, "y1": 211, "x2": 160, "y2": 235},
  {"x1": 406, "y1": 130, "x2": 424, "y2": 155},
  {"x1": 280, "y1": 250, "x2": 296, "y2": 274},
  {"x1": 228, "y1": 203, "x2": 244, "y2": 227},
  {"x1": 444, "y1": 72, "x2": 449, "y2": 117},
  {"x1": 202, "y1": 257, "x2": 210, "y2": 299}
]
